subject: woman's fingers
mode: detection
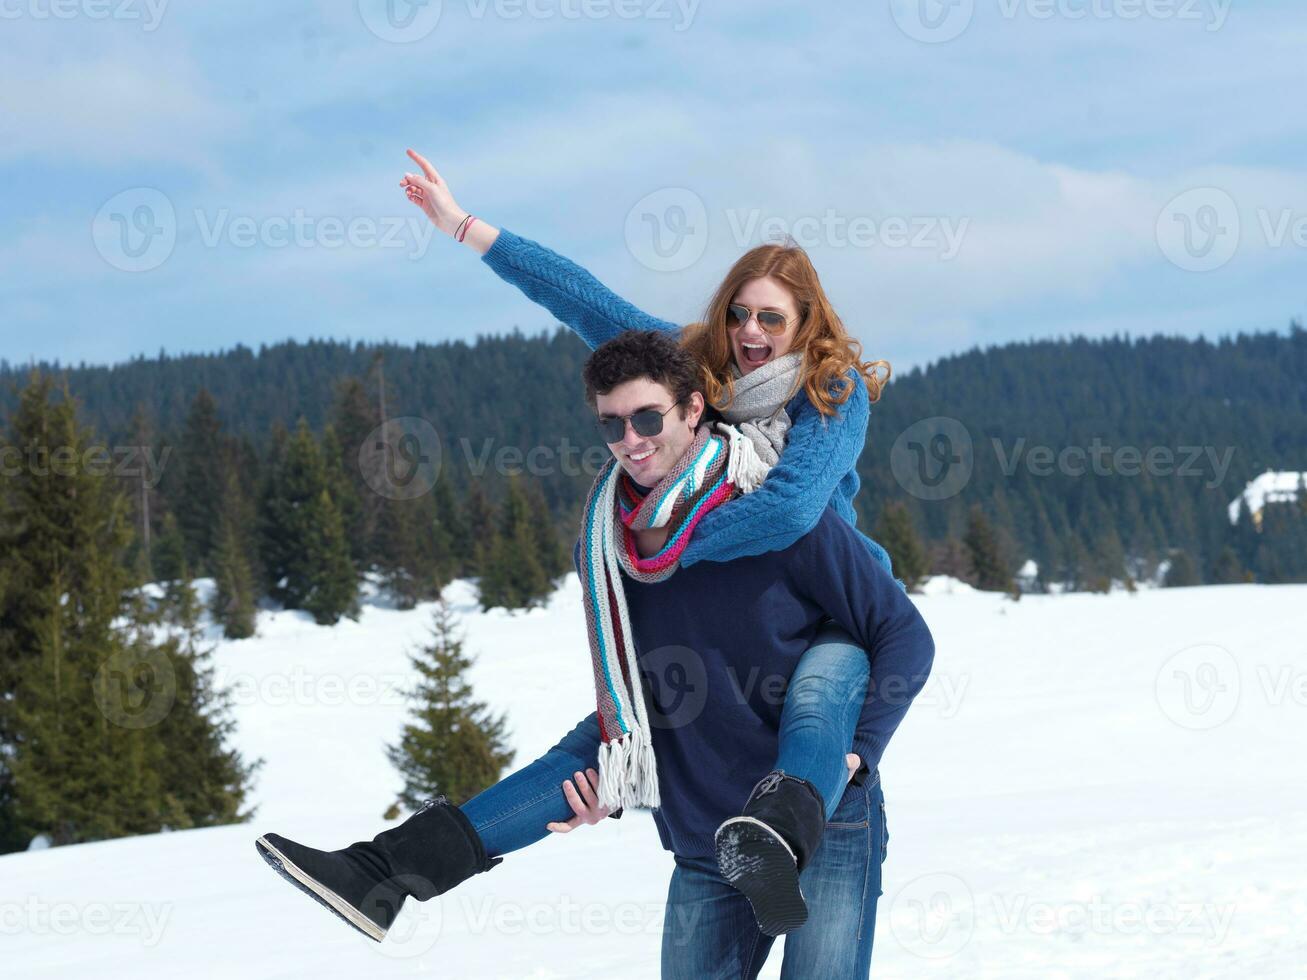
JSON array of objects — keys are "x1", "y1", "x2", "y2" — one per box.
[
  {"x1": 547, "y1": 818, "x2": 578, "y2": 833},
  {"x1": 406, "y1": 148, "x2": 441, "y2": 183}
]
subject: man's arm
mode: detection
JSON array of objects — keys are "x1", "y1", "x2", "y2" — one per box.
[{"x1": 794, "y1": 511, "x2": 936, "y2": 777}]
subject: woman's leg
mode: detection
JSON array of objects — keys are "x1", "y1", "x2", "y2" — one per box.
[
  {"x1": 460, "y1": 711, "x2": 603, "y2": 858},
  {"x1": 772, "y1": 623, "x2": 871, "y2": 820},
  {"x1": 711, "y1": 623, "x2": 871, "y2": 937}
]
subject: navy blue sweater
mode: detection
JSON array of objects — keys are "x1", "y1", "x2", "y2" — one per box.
[{"x1": 573, "y1": 507, "x2": 935, "y2": 858}]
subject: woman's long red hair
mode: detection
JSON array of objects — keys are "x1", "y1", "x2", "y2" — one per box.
[{"x1": 680, "y1": 242, "x2": 891, "y2": 417}]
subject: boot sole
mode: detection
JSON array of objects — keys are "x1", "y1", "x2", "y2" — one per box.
[
  {"x1": 714, "y1": 817, "x2": 808, "y2": 937},
  {"x1": 255, "y1": 835, "x2": 386, "y2": 944}
]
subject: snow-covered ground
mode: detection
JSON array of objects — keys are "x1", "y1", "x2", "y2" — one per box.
[{"x1": 3, "y1": 576, "x2": 1305, "y2": 978}]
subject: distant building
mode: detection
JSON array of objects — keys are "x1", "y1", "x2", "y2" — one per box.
[{"x1": 1227, "y1": 470, "x2": 1307, "y2": 530}]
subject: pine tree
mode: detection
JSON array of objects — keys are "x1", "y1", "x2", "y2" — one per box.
[
  {"x1": 386, "y1": 601, "x2": 515, "y2": 808},
  {"x1": 211, "y1": 470, "x2": 258, "y2": 639},
  {"x1": 874, "y1": 501, "x2": 928, "y2": 591},
  {"x1": 1164, "y1": 549, "x2": 1200, "y2": 587},
  {"x1": 478, "y1": 477, "x2": 551, "y2": 610},
  {"x1": 964, "y1": 504, "x2": 1015, "y2": 592},
  {"x1": 375, "y1": 495, "x2": 423, "y2": 609},
  {"x1": 261, "y1": 419, "x2": 360, "y2": 623},
  {"x1": 1211, "y1": 546, "x2": 1244, "y2": 585},
  {"x1": 301, "y1": 487, "x2": 360, "y2": 625},
  {"x1": 320, "y1": 423, "x2": 363, "y2": 573},
  {"x1": 525, "y1": 479, "x2": 566, "y2": 581},
  {"x1": 434, "y1": 478, "x2": 473, "y2": 578},
  {"x1": 0, "y1": 372, "x2": 258, "y2": 851},
  {"x1": 929, "y1": 537, "x2": 973, "y2": 584},
  {"x1": 174, "y1": 389, "x2": 227, "y2": 575},
  {"x1": 331, "y1": 376, "x2": 382, "y2": 565},
  {"x1": 462, "y1": 479, "x2": 497, "y2": 577}
]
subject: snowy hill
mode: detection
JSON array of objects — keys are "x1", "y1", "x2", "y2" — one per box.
[{"x1": 3, "y1": 577, "x2": 1305, "y2": 978}]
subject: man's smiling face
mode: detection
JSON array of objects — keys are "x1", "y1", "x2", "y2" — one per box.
[{"x1": 595, "y1": 376, "x2": 704, "y2": 485}]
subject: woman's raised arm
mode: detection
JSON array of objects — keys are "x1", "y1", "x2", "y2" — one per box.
[{"x1": 401, "y1": 148, "x2": 678, "y2": 350}]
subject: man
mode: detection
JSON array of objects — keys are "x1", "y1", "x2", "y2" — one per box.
[{"x1": 255, "y1": 330, "x2": 934, "y2": 977}]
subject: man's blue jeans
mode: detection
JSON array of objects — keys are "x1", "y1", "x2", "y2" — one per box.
[
  {"x1": 661, "y1": 776, "x2": 887, "y2": 979},
  {"x1": 458, "y1": 626, "x2": 883, "y2": 976}
]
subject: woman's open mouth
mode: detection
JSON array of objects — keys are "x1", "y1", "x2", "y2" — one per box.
[{"x1": 740, "y1": 340, "x2": 772, "y2": 366}]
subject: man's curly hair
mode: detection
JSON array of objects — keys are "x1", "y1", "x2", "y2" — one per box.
[{"x1": 582, "y1": 330, "x2": 703, "y2": 414}]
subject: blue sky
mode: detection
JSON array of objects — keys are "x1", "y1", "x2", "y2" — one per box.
[{"x1": 1, "y1": 0, "x2": 1304, "y2": 373}]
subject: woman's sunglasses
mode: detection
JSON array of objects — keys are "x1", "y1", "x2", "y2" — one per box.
[
  {"x1": 594, "y1": 401, "x2": 684, "y2": 443},
  {"x1": 726, "y1": 304, "x2": 793, "y2": 334}
]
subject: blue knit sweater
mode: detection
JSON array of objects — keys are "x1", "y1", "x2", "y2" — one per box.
[{"x1": 482, "y1": 228, "x2": 896, "y2": 577}]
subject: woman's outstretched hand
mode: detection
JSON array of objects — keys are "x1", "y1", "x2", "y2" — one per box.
[
  {"x1": 546, "y1": 768, "x2": 612, "y2": 834},
  {"x1": 845, "y1": 753, "x2": 861, "y2": 785},
  {"x1": 400, "y1": 148, "x2": 466, "y2": 236}
]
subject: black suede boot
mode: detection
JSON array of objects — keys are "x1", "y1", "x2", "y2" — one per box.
[
  {"x1": 255, "y1": 796, "x2": 502, "y2": 943},
  {"x1": 713, "y1": 770, "x2": 826, "y2": 937}
]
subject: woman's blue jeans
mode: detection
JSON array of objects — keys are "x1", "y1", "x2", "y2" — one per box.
[{"x1": 462, "y1": 623, "x2": 870, "y2": 853}]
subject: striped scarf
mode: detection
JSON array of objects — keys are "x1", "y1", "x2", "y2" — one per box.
[{"x1": 579, "y1": 424, "x2": 739, "y2": 811}]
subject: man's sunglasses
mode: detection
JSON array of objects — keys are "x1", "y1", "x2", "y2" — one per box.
[
  {"x1": 726, "y1": 303, "x2": 793, "y2": 334},
  {"x1": 595, "y1": 401, "x2": 684, "y2": 443}
]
